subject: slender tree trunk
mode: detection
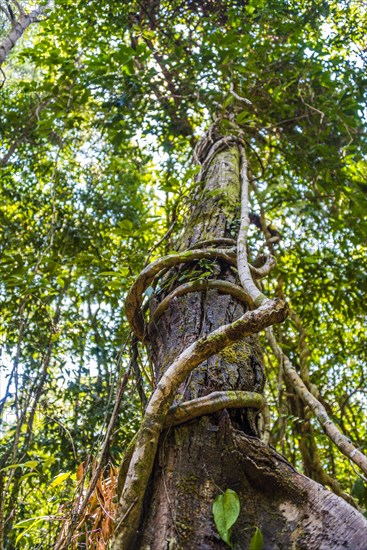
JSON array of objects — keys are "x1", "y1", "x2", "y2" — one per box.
[
  {"x1": 0, "y1": 4, "x2": 45, "y2": 67},
  {"x1": 127, "y1": 136, "x2": 367, "y2": 549}
]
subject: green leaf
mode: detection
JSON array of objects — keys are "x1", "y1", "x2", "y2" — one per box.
[
  {"x1": 19, "y1": 473, "x2": 38, "y2": 482},
  {"x1": 0, "y1": 460, "x2": 38, "y2": 472},
  {"x1": 15, "y1": 518, "x2": 44, "y2": 544},
  {"x1": 249, "y1": 527, "x2": 263, "y2": 550},
  {"x1": 43, "y1": 456, "x2": 56, "y2": 469},
  {"x1": 23, "y1": 460, "x2": 39, "y2": 469},
  {"x1": 49, "y1": 472, "x2": 71, "y2": 488},
  {"x1": 14, "y1": 515, "x2": 50, "y2": 527},
  {"x1": 236, "y1": 110, "x2": 249, "y2": 124},
  {"x1": 56, "y1": 276, "x2": 65, "y2": 288},
  {"x1": 351, "y1": 478, "x2": 367, "y2": 505},
  {"x1": 212, "y1": 489, "x2": 240, "y2": 547}
]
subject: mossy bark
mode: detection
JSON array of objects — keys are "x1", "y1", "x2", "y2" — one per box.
[
  {"x1": 148, "y1": 147, "x2": 263, "y2": 433},
  {"x1": 132, "y1": 145, "x2": 367, "y2": 549}
]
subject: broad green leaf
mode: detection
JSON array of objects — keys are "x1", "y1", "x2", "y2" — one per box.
[
  {"x1": 0, "y1": 463, "x2": 24, "y2": 472},
  {"x1": 49, "y1": 472, "x2": 71, "y2": 488},
  {"x1": 15, "y1": 515, "x2": 50, "y2": 527},
  {"x1": 249, "y1": 527, "x2": 263, "y2": 550},
  {"x1": 19, "y1": 473, "x2": 38, "y2": 482},
  {"x1": 43, "y1": 456, "x2": 56, "y2": 469},
  {"x1": 212, "y1": 489, "x2": 240, "y2": 547}
]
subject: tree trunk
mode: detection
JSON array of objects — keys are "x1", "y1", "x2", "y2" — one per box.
[
  {"x1": 0, "y1": 4, "x2": 45, "y2": 67},
  {"x1": 129, "y1": 137, "x2": 367, "y2": 549}
]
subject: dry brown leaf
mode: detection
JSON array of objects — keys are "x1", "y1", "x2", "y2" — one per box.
[{"x1": 76, "y1": 462, "x2": 84, "y2": 482}]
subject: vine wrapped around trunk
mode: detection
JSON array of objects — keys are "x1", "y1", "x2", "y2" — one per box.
[{"x1": 112, "y1": 127, "x2": 367, "y2": 550}]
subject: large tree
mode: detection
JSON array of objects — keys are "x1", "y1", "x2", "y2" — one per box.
[
  {"x1": 0, "y1": 1, "x2": 367, "y2": 548},
  {"x1": 111, "y1": 125, "x2": 367, "y2": 549}
]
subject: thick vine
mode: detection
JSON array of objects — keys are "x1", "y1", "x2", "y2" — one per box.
[{"x1": 112, "y1": 132, "x2": 288, "y2": 549}]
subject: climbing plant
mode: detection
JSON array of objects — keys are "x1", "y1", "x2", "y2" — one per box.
[{"x1": 0, "y1": 0, "x2": 366, "y2": 547}]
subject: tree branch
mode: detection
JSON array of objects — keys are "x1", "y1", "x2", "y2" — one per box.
[{"x1": 0, "y1": 3, "x2": 47, "y2": 67}]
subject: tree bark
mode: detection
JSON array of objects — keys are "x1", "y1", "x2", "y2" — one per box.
[
  {"x1": 0, "y1": 4, "x2": 45, "y2": 67},
  {"x1": 127, "y1": 137, "x2": 367, "y2": 549}
]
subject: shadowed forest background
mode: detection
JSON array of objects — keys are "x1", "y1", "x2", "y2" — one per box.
[{"x1": 0, "y1": 0, "x2": 367, "y2": 548}]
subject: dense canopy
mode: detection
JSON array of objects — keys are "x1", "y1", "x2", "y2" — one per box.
[{"x1": 0, "y1": 0, "x2": 366, "y2": 547}]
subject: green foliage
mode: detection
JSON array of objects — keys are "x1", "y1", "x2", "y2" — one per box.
[
  {"x1": 249, "y1": 527, "x2": 264, "y2": 550},
  {"x1": 352, "y1": 478, "x2": 367, "y2": 509},
  {"x1": 213, "y1": 488, "x2": 240, "y2": 547},
  {"x1": 0, "y1": 0, "x2": 366, "y2": 546}
]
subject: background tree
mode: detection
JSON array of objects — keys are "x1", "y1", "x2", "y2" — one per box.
[{"x1": 0, "y1": 0, "x2": 367, "y2": 548}]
